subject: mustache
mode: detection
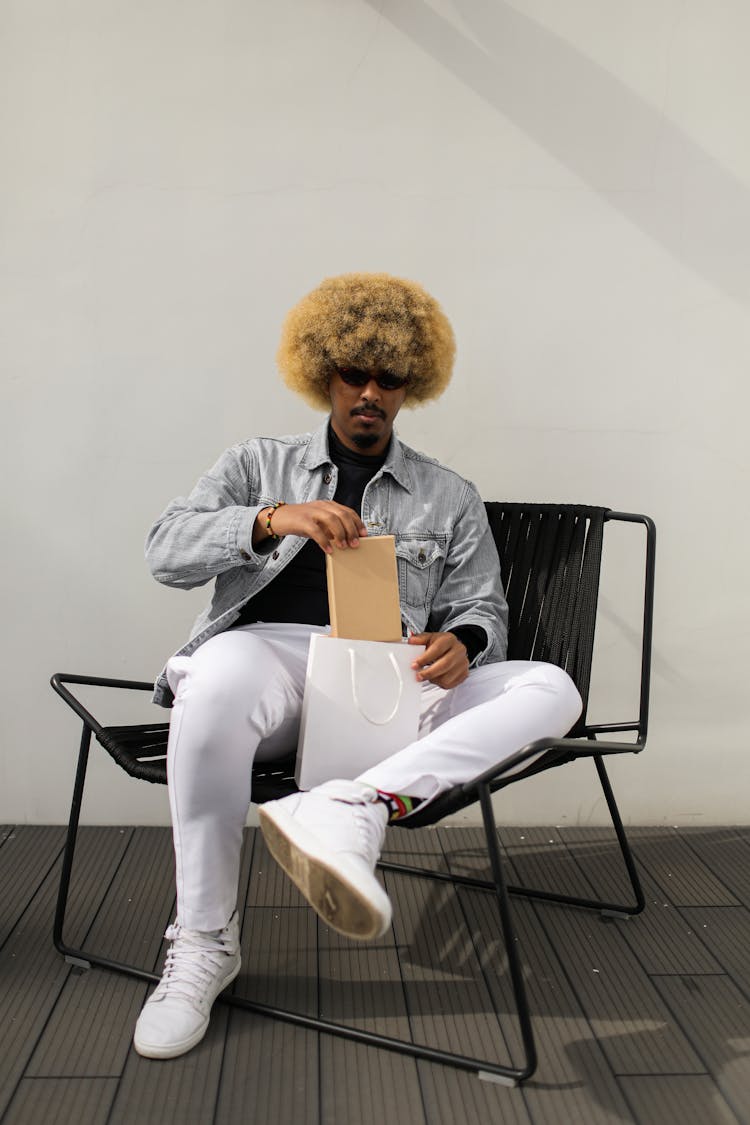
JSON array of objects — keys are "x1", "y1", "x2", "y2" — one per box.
[{"x1": 351, "y1": 406, "x2": 386, "y2": 420}]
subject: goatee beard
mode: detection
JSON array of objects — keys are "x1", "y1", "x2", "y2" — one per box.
[{"x1": 352, "y1": 432, "x2": 379, "y2": 450}]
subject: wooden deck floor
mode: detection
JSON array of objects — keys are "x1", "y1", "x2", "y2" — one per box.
[{"x1": 1, "y1": 823, "x2": 748, "y2": 1124}]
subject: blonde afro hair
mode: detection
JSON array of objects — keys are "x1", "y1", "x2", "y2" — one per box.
[{"x1": 277, "y1": 272, "x2": 456, "y2": 410}]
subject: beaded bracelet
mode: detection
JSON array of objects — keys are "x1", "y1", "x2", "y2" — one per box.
[{"x1": 265, "y1": 501, "x2": 286, "y2": 540}]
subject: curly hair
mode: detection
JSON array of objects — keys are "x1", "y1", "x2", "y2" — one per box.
[{"x1": 277, "y1": 272, "x2": 456, "y2": 410}]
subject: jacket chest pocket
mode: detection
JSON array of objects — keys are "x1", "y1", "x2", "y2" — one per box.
[{"x1": 395, "y1": 538, "x2": 446, "y2": 609}]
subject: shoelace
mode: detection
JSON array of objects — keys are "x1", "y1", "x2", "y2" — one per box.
[
  {"x1": 314, "y1": 783, "x2": 387, "y2": 867},
  {"x1": 348, "y1": 801, "x2": 386, "y2": 867},
  {"x1": 152, "y1": 924, "x2": 234, "y2": 1005}
]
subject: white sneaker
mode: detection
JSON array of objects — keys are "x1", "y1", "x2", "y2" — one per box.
[
  {"x1": 133, "y1": 911, "x2": 241, "y2": 1059},
  {"x1": 258, "y1": 779, "x2": 391, "y2": 941}
]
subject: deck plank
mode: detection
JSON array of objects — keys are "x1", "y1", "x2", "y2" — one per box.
[
  {"x1": 108, "y1": 1006, "x2": 232, "y2": 1125},
  {"x1": 1, "y1": 1078, "x2": 118, "y2": 1125},
  {"x1": 218, "y1": 833, "x2": 320, "y2": 1125},
  {"x1": 0, "y1": 827, "x2": 66, "y2": 946},
  {"x1": 0, "y1": 827, "x2": 131, "y2": 1118},
  {"x1": 216, "y1": 1015, "x2": 319, "y2": 1125},
  {"x1": 651, "y1": 974, "x2": 750, "y2": 1122},
  {"x1": 679, "y1": 829, "x2": 750, "y2": 904},
  {"x1": 416, "y1": 1060, "x2": 531, "y2": 1125},
  {"x1": 2, "y1": 824, "x2": 750, "y2": 1125},
  {"x1": 317, "y1": 930, "x2": 429, "y2": 1123},
  {"x1": 628, "y1": 828, "x2": 741, "y2": 907},
  {"x1": 678, "y1": 905, "x2": 750, "y2": 998},
  {"x1": 559, "y1": 827, "x2": 724, "y2": 975},
  {"x1": 619, "y1": 1075, "x2": 741, "y2": 1125},
  {"x1": 319, "y1": 1038, "x2": 427, "y2": 1125},
  {"x1": 236, "y1": 905, "x2": 317, "y2": 1013},
  {"x1": 26, "y1": 827, "x2": 175, "y2": 1078}
]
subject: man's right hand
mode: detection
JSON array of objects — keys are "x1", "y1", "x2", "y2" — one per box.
[{"x1": 252, "y1": 501, "x2": 368, "y2": 553}]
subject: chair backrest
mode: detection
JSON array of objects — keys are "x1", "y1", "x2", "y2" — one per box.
[{"x1": 484, "y1": 502, "x2": 607, "y2": 737}]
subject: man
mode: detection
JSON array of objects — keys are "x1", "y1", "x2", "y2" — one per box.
[{"x1": 134, "y1": 272, "x2": 582, "y2": 1059}]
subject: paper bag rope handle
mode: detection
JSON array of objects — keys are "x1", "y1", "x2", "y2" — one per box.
[{"x1": 347, "y1": 648, "x2": 404, "y2": 725}]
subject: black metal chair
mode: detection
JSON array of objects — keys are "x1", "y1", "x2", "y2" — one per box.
[{"x1": 51, "y1": 502, "x2": 655, "y2": 1086}]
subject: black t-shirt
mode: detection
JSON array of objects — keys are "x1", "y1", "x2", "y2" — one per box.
[{"x1": 232, "y1": 426, "x2": 387, "y2": 628}]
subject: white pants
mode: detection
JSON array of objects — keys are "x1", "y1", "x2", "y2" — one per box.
[{"x1": 166, "y1": 623, "x2": 582, "y2": 930}]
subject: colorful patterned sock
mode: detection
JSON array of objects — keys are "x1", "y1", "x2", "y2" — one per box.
[{"x1": 375, "y1": 790, "x2": 423, "y2": 822}]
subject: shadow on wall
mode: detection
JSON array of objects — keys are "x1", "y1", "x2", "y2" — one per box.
[{"x1": 369, "y1": 0, "x2": 750, "y2": 302}]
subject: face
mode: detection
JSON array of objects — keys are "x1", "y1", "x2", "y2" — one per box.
[{"x1": 328, "y1": 368, "x2": 408, "y2": 455}]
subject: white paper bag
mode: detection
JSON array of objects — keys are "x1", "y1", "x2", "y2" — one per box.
[{"x1": 295, "y1": 634, "x2": 425, "y2": 790}]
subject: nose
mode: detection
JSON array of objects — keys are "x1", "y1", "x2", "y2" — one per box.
[{"x1": 360, "y1": 379, "x2": 382, "y2": 402}]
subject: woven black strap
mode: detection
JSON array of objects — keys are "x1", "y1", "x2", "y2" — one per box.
[
  {"x1": 97, "y1": 724, "x2": 169, "y2": 784},
  {"x1": 484, "y1": 503, "x2": 607, "y2": 736},
  {"x1": 96, "y1": 723, "x2": 298, "y2": 799}
]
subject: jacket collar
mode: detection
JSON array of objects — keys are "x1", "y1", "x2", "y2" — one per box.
[{"x1": 301, "y1": 417, "x2": 414, "y2": 493}]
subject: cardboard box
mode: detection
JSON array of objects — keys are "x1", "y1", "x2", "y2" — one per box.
[{"x1": 325, "y1": 534, "x2": 402, "y2": 641}]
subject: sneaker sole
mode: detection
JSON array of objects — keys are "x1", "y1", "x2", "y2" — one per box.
[
  {"x1": 258, "y1": 805, "x2": 391, "y2": 941},
  {"x1": 133, "y1": 957, "x2": 241, "y2": 1059}
]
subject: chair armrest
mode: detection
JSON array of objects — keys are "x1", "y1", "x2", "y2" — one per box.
[
  {"x1": 604, "y1": 511, "x2": 656, "y2": 746},
  {"x1": 50, "y1": 673, "x2": 155, "y2": 738},
  {"x1": 466, "y1": 731, "x2": 645, "y2": 796}
]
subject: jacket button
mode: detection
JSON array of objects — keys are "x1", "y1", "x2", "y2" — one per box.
[
  {"x1": 418, "y1": 550, "x2": 426, "y2": 563},
  {"x1": 323, "y1": 472, "x2": 332, "y2": 484},
  {"x1": 272, "y1": 550, "x2": 280, "y2": 560}
]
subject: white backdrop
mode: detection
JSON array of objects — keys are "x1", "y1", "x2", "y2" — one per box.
[{"x1": 2, "y1": 0, "x2": 748, "y2": 826}]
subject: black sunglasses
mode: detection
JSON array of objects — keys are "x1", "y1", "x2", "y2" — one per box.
[{"x1": 336, "y1": 366, "x2": 408, "y2": 392}]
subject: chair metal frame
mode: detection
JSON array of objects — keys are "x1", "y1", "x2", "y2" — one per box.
[{"x1": 51, "y1": 505, "x2": 655, "y2": 1086}]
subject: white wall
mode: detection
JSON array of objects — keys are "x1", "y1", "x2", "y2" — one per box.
[{"x1": 2, "y1": 0, "x2": 748, "y2": 827}]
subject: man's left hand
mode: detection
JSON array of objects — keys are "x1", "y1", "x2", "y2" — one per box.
[{"x1": 407, "y1": 632, "x2": 469, "y2": 689}]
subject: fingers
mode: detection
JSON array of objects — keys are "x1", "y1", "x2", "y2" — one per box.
[
  {"x1": 310, "y1": 502, "x2": 368, "y2": 551},
  {"x1": 408, "y1": 632, "x2": 469, "y2": 689},
  {"x1": 271, "y1": 502, "x2": 367, "y2": 553}
]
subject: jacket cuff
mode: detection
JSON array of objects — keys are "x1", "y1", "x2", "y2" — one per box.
[
  {"x1": 448, "y1": 625, "x2": 488, "y2": 666},
  {"x1": 235, "y1": 505, "x2": 276, "y2": 563}
]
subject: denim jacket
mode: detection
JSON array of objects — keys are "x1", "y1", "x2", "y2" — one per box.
[{"x1": 146, "y1": 419, "x2": 508, "y2": 706}]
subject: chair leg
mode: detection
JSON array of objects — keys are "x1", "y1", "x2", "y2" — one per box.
[
  {"x1": 380, "y1": 756, "x2": 645, "y2": 918},
  {"x1": 477, "y1": 784, "x2": 538, "y2": 1082},
  {"x1": 592, "y1": 754, "x2": 645, "y2": 917},
  {"x1": 53, "y1": 722, "x2": 93, "y2": 967},
  {"x1": 53, "y1": 721, "x2": 166, "y2": 982},
  {"x1": 505, "y1": 754, "x2": 645, "y2": 917}
]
